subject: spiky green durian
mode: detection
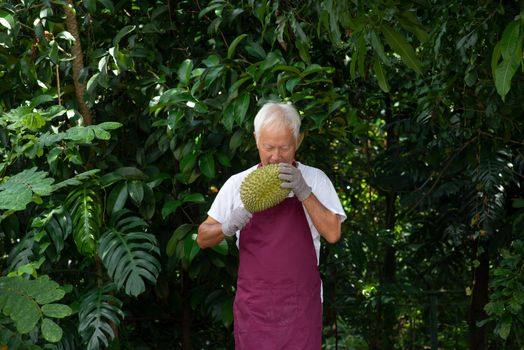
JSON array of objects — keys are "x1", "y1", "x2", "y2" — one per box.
[{"x1": 240, "y1": 164, "x2": 290, "y2": 213}]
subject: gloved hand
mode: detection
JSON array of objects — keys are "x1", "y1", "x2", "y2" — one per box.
[
  {"x1": 278, "y1": 163, "x2": 312, "y2": 202},
  {"x1": 222, "y1": 207, "x2": 252, "y2": 237}
]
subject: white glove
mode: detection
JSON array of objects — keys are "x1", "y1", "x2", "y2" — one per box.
[
  {"x1": 278, "y1": 163, "x2": 312, "y2": 202},
  {"x1": 222, "y1": 207, "x2": 252, "y2": 236}
]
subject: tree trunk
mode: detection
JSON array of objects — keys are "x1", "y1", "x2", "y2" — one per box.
[
  {"x1": 370, "y1": 94, "x2": 397, "y2": 350},
  {"x1": 181, "y1": 268, "x2": 193, "y2": 350},
  {"x1": 382, "y1": 193, "x2": 397, "y2": 349},
  {"x1": 469, "y1": 240, "x2": 489, "y2": 350},
  {"x1": 64, "y1": 1, "x2": 93, "y2": 125}
]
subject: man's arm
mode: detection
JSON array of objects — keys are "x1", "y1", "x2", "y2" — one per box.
[
  {"x1": 197, "y1": 216, "x2": 225, "y2": 249},
  {"x1": 279, "y1": 163, "x2": 342, "y2": 243},
  {"x1": 197, "y1": 207, "x2": 252, "y2": 249},
  {"x1": 302, "y1": 194, "x2": 341, "y2": 243}
]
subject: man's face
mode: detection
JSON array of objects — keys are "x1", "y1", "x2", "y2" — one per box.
[{"x1": 256, "y1": 124, "x2": 297, "y2": 165}]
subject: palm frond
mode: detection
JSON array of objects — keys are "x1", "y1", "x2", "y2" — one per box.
[
  {"x1": 78, "y1": 283, "x2": 124, "y2": 350},
  {"x1": 470, "y1": 148, "x2": 513, "y2": 194},
  {"x1": 98, "y1": 210, "x2": 161, "y2": 297},
  {"x1": 465, "y1": 148, "x2": 513, "y2": 227},
  {"x1": 64, "y1": 186, "x2": 103, "y2": 256}
]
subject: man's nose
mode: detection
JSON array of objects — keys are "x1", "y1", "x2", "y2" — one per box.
[{"x1": 271, "y1": 149, "x2": 282, "y2": 160}]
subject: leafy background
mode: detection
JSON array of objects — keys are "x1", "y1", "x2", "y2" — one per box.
[{"x1": 0, "y1": 0, "x2": 523, "y2": 349}]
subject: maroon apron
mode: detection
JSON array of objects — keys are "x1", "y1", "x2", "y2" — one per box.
[{"x1": 233, "y1": 196, "x2": 322, "y2": 349}]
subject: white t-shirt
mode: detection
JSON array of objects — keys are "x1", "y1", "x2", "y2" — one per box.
[{"x1": 207, "y1": 162, "x2": 347, "y2": 264}]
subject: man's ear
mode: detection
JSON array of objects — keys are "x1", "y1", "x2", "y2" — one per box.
[
  {"x1": 297, "y1": 132, "x2": 304, "y2": 150},
  {"x1": 253, "y1": 132, "x2": 258, "y2": 147}
]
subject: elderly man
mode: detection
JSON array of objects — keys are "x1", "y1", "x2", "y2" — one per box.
[{"x1": 197, "y1": 102, "x2": 346, "y2": 349}]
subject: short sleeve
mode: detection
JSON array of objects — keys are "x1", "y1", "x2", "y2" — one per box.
[
  {"x1": 314, "y1": 171, "x2": 346, "y2": 222},
  {"x1": 207, "y1": 176, "x2": 238, "y2": 224},
  {"x1": 299, "y1": 164, "x2": 346, "y2": 223},
  {"x1": 207, "y1": 166, "x2": 257, "y2": 224}
]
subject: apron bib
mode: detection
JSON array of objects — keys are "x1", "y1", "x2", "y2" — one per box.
[{"x1": 233, "y1": 196, "x2": 322, "y2": 350}]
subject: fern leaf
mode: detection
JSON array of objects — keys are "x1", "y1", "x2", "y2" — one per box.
[
  {"x1": 78, "y1": 284, "x2": 124, "y2": 350},
  {"x1": 98, "y1": 210, "x2": 161, "y2": 297},
  {"x1": 64, "y1": 186, "x2": 103, "y2": 256}
]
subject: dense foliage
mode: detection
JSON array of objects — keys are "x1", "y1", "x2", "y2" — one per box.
[{"x1": 0, "y1": 0, "x2": 523, "y2": 349}]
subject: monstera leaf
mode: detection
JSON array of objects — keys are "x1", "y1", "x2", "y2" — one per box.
[
  {"x1": 98, "y1": 210, "x2": 161, "y2": 297},
  {"x1": 64, "y1": 186, "x2": 103, "y2": 256},
  {"x1": 78, "y1": 284, "x2": 124, "y2": 350},
  {"x1": 0, "y1": 275, "x2": 72, "y2": 343}
]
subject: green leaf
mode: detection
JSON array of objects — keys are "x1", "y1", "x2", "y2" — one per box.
[
  {"x1": 181, "y1": 192, "x2": 205, "y2": 203},
  {"x1": 63, "y1": 122, "x2": 121, "y2": 143},
  {"x1": 500, "y1": 21, "x2": 520, "y2": 60},
  {"x1": 107, "y1": 181, "x2": 129, "y2": 214},
  {"x1": 370, "y1": 30, "x2": 390, "y2": 66},
  {"x1": 98, "y1": 211, "x2": 161, "y2": 297},
  {"x1": 0, "y1": 12, "x2": 13, "y2": 30},
  {"x1": 84, "y1": 0, "x2": 96, "y2": 13},
  {"x1": 216, "y1": 152, "x2": 231, "y2": 167},
  {"x1": 23, "y1": 112, "x2": 46, "y2": 130},
  {"x1": 0, "y1": 168, "x2": 55, "y2": 211},
  {"x1": 397, "y1": 10, "x2": 429, "y2": 43},
  {"x1": 223, "y1": 102, "x2": 236, "y2": 131},
  {"x1": 177, "y1": 59, "x2": 193, "y2": 86},
  {"x1": 41, "y1": 303, "x2": 73, "y2": 318},
  {"x1": 229, "y1": 130, "x2": 244, "y2": 150},
  {"x1": 113, "y1": 25, "x2": 135, "y2": 45},
  {"x1": 43, "y1": 207, "x2": 72, "y2": 259},
  {"x1": 184, "y1": 233, "x2": 200, "y2": 265},
  {"x1": 167, "y1": 224, "x2": 195, "y2": 257},
  {"x1": 161, "y1": 199, "x2": 182, "y2": 219},
  {"x1": 496, "y1": 319, "x2": 512, "y2": 340},
  {"x1": 127, "y1": 180, "x2": 144, "y2": 205},
  {"x1": 199, "y1": 153, "x2": 216, "y2": 178},
  {"x1": 495, "y1": 57, "x2": 519, "y2": 100},
  {"x1": 221, "y1": 297, "x2": 234, "y2": 327},
  {"x1": 78, "y1": 284, "x2": 124, "y2": 350},
  {"x1": 180, "y1": 153, "x2": 197, "y2": 173},
  {"x1": 227, "y1": 33, "x2": 248, "y2": 59},
  {"x1": 0, "y1": 279, "x2": 40, "y2": 333},
  {"x1": 373, "y1": 58, "x2": 390, "y2": 93},
  {"x1": 53, "y1": 169, "x2": 101, "y2": 191},
  {"x1": 224, "y1": 92, "x2": 250, "y2": 128},
  {"x1": 0, "y1": 275, "x2": 69, "y2": 338},
  {"x1": 491, "y1": 41, "x2": 502, "y2": 80},
  {"x1": 64, "y1": 186, "x2": 102, "y2": 256},
  {"x1": 211, "y1": 239, "x2": 228, "y2": 256},
  {"x1": 41, "y1": 318, "x2": 63, "y2": 343},
  {"x1": 114, "y1": 166, "x2": 147, "y2": 180},
  {"x1": 381, "y1": 24, "x2": 422, "y2": 74},
  {"x1": 30, "y1": 94, "x2": 56, "y2": 108},
  {"x1": 97, "y1": 0, "x2": 115, "y2": 13},
  {"x1": 97, "y1": 121, "x2": 122, "y2": 130},
  {"x1": 198, "y1": 2, "x2": 224, "y2": 19},
  {"x1": 228, "y1": 76, "x2": 251, "y2": 96}
]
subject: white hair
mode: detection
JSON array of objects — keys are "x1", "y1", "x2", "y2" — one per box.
[{"x1": 253, "y1": 102, "x2": 301, "y2": 142}]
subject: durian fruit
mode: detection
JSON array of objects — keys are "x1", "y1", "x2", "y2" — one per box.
[{"x1": 240, "y1": 164, "x2": 290, "y2": 212}]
